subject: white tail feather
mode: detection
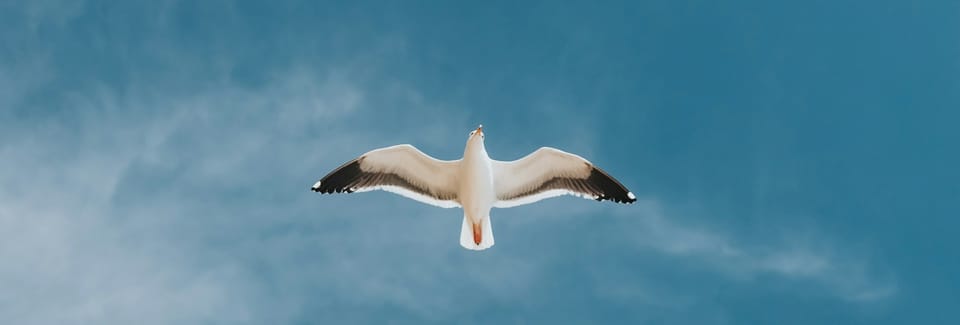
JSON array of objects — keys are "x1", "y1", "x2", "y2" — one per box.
[{"x1": 460, "y1": 216, "x2": 495, "y2": 251}]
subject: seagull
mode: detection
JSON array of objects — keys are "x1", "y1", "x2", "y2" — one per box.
[{"x1": 311, "y1": 125, "x2": 636, "y2": 250}]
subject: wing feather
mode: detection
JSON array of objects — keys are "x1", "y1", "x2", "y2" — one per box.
[
  {"x1": 492, "y1": 147, "x2": 635, "y2": 208},
  {"x1": 311, "y1": 144, "x2": 461, "y2": 208}
]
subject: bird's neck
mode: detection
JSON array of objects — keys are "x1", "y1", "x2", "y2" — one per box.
[{"x1": 464, "y1": 142, "x2": 488, "y2": 162}]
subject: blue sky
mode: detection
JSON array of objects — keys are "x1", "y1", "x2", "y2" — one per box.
[{"x1": 1, "y1": 0, "x2": 957, "y2": 323}]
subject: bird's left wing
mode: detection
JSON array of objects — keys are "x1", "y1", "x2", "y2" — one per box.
[
  {"x1": 492, "y1": 147, "x2": 636, "y2": 208},
  {"x1": 311, "y1": 144, "x2": 461, "y2": 208}
]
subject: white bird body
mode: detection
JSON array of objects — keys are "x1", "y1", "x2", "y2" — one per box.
[
  {"x1": 311, "y1": 125, "x2": 635, "y2": 251},
  {"x1": 458, "y1": 133, "x2": 497, "y2": 249},
  {"x1": 460, "y1": 135, "x2": 494, "y2": 223}
]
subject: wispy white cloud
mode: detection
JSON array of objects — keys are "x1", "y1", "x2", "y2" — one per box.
[
  {"x1": 605, "y1": 200, "x2": 897, "y2": 303},
  {"x1": 0, "y1": 51, "x2": 520, "y2": 322}
]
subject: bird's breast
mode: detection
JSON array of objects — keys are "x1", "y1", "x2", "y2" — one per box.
[{"x1": 459, "y1": 158, "x2": 495, "y2": 218}]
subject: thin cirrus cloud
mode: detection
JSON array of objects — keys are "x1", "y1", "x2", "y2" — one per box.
[
  {"x1": 0, "y1": 66, "x2": 503, "y2": 323},
  {"x1": 613, "y1": 202, "x2": 897, "y2": 303}
]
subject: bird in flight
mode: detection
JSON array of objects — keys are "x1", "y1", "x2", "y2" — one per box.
[{"x1": 311, "y1": 125, "x2": 636, "y2": 250}]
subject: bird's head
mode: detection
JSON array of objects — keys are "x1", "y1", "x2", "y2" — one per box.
[
  {"x1": 466, "y1": 124, "x2": 485, "y2": 149},
  {"x1": 468, "y1": 124, "x2": 484, "y2": 141}
]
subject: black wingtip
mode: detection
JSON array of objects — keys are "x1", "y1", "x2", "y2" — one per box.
[
  {"x1": 587, "y1": 167, "x2": 637, "y2": 205},
  {"x1": 625, "y1": 192, "x2": 637, "y2": 204},
  {"x1": 311, "y1": 160, "x2": 363, "y2": 195}
]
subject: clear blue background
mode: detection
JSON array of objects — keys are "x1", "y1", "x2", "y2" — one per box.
[{"x1": 2, "y1": 1, "x2": 957, "y2": 324}]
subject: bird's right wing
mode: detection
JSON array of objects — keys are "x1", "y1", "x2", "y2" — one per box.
[
  {"x1": 492, "y1": 147, "x2": 636, "y2": 208},
  {"x1": 311, "y1": 144, "x2": 462, "y2": 208}
]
